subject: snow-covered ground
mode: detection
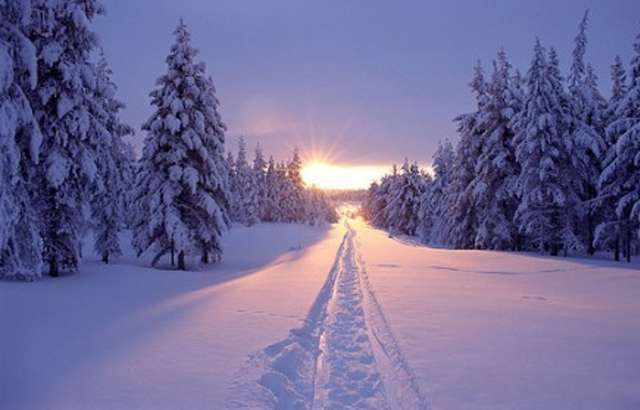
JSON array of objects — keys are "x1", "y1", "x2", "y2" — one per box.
[
  {"x1": 2, "y1": 217, "x2": 640, "y2": 409},
  {"x1": 356, "y1": 218, "x2": 640, "y2": 410},
  {"x1": 0, "y1": 223, "x2": 346, "y2": 409}
]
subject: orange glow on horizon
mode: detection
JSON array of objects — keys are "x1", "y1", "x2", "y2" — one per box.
[{"x1": 302, "y1": 163, "x2": 388, "y2": 191}]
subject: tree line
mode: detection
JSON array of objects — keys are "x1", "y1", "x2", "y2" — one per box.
[
  {"x1": 363, "y1": 11, "x2": 640, "y2": 261},
  {"x1": 226, "y1": 137, "x2": 337, "y2": 228},
  {"x1": 0, "y1": 0, "x2": 335, "y2": 280}
]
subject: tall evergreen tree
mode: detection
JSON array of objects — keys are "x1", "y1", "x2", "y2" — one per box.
[
  {"x1": 599, "y1": 29, "x2": 640, "y2": 262},
  {"x1": 471, "y1": 50, "x2": 522, "y2": 250},
  {"x1": 28, "y1": 0, "x2": 106, "y2": 276},
  {"x1": 232, "y1": 137, "x2": 259, "y2": 225},
  {"x1": 567, "y1": 10, "x2": 606, "y2": 255},
  {"x1": 596, "y1": 55, "x2": 630, "y2": 260},
  {"x1": 91, "y1": 53, "x2": 134, "y2": 264},
  {"x1": 261, "y1": 155, "x2": 282, "y2": 222},
  {"x1": 512, "y1": 40, "x2": 580, "y2": 255},
  {"x1": 446, "y1": 62, "x2": 488, "y2": 248},
  {"x1": 418, "y1": 140, "x2": 454, "y2": 245},
  {"x1": 132, "y1": 20, "x2": 230, "y2": 270},
  {"x1": 0, "y1": 0, "x2": 43, "y2": 281},
  {"x1": 252, "y1": 144, "x2": 268, "y2": 221},
  {"x1": 285, "y1": 147, "x2": 306, "y2": 222},
  {"x1": 387, "y1": 160, "x2": 425, "y2": 236}
]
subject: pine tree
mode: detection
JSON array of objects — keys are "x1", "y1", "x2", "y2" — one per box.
[
  {"x1": 419, "y1": 140, "x2": 454, "y2": 245},
  {"x1": 512, "y1": 40, "x2": 580, "y2": 255},
  {"x1": 285, "y1": 148, "x2": 306, "y2": 222},
  {"x1": 225, "y1": 150, "x2": 236, "y2": 214},
  {"x1": 232, "y1": 137, "x2": 259, "y2": 225},
  {"x1": 28, "y1": 0, "x2": 106, "y2": 276},
  {"x1": 471, "y1": 50, "x2": 522, "y2": 250},
  {"x1": 262, "y1": 156, "x2": 282, "y2": 222},
  {"x1": 596, "y1": 56, "x2": 629, "y2": 260},
  {"x1": 0, "y1": 0, "x2": 44, "y2": 281},
  {"x1": 91, "y1": 53, "x2": 134, "y2": 264},
  {"x1": 252, "y1": 144, "x2": 268, "y2": 221},
  {"x1": 306, "y1": 187, "x2": 338, "y2": 226},
  {"x1": 386, "y1": 160, "x2": 425, "y2": 236},
  {"x1": 446, "y1": 62, "x2": 488, "y2": 248},
  {"x1": 132, "y1": 20, "x2": 230, "y2": 269},
  {"x1": 567, "y1": 10, "x2": 606, "y2": 255},
  {"x1": 373, "y1": 165, "x2": 398, "y2": 229},
  {"x1": 599, "y1": 30, "x2": 640, "y2": 262}
]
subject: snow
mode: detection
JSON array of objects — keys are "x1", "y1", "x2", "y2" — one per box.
[
  {"x1": 1, "y1": 222, "x2": 344, "y2": 409},
  {"x1": 355, "y1": 218, "x2": 640, "y2": 409},
  {"x1": 2, "y1": 216, "x2": 640, "y2": 409}
]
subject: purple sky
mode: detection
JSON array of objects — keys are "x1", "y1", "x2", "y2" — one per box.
[{"x1": 93, "y1": 0, "x2": 640, "y2": 167}]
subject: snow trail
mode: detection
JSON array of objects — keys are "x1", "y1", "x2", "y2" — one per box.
[{"x1": 227, "y1": 219, "x2": 427, "y2": 409}]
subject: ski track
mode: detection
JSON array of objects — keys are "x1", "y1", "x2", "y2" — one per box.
[{"x1": 227, "y1": 220, "x2": 428, "y2": 409}]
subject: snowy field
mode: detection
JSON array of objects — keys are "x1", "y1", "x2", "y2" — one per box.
[{"x1": 2, "y1": 218, "x2": 640, "y2": 409}]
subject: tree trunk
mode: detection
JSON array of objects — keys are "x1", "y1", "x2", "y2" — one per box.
[
  {"x1": 48, "y1": 187, "x2": 59, "y2": 278},
  {"x1": 626, "y1": 225, "x2": 632, "y2": 263},
  {"x1": 49, "y1": 258, "x2": 59, "y2": 278},
  {"x1": 201, "y1": 250, "x2": 209, "y2": 265},
  {"x1": 102, "y1": 251, "x2": 109, "y2": 264},
  {"x1": 587, "y1": 211, "x2": 595, "y2": 255},
  {"x1": 178, "y1": 251, "x2": 186, "y2": 271},
  {"x1": 171, "y1": 241, "x2": 175, "y2": 267},
  {"x1": 614, "y1": 234, "x2": 620, "y2": 262}
]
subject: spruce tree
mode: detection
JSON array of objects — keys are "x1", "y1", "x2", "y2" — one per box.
[
  {"x1": 0, "y1": 0, "x2": 43, "y2": 281},
  {"x1": 599, "y1": 30, "x2": 640, "y2": 262},
  {"x1": 285, "y1": 148, "x2": 306, "y2": 222},
  {"x1": 446, "y1": 62, "x2": 488, "y2": 248},
  {"x1": 596, "y1": 56, "x2": 629, "y2": 260},
  {"x1": 419, "y1": 140, "x2": 454, "y2": 245},
  {"x1": 387, "y1": 160, "x2": 425, "y2": 236},
  {"x1": 512, "y1": 40, "x2": 580, "y2": 255},
  {"x1": 28, "y1": 0, "x2": 106, "y2": 276},
  {"x1": 91, "y1": 53, "x2": 134, "y2": 264},
  {"x1": 132, "y1": 20, "x2": 230, "y2": 269},
  {"x1": 567, "y1": 10, "x2": 606, "y2": 255},
  {"x1": 252, "y1": 144, "x2": 268, "y2": 221},
  {"x1": 232, "y1": 137, "x2": 259, "y2": 225},
  {"x1": 471, "y1": 50, "x2": 522, "y2": 250},
  {"x1": 225, "y1": 150, "x2": 236, "y2": 214},
  {"x1": 262, "y1": 156, "x2": 282, "y2": 222}
]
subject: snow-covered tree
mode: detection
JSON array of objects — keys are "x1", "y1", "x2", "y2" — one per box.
[
  {"x1": 446, "y1": 62, "x2": 488, "y2": 248},
  {"x1": 261, "y1": 156, "x2": 281, "y2": 222},
  {"x1": 418, "y1": 140, "x2": 454, "y2": 245},
  {"x1": 132, "y1": 20, "x2": 230, "y2": 270},
  {"x1": 285, "y1": 148, "x2": 306, "y2": 222},
  {"x1": 306, "y1": 187, "x2": 338, "y2": 226},
  {"x1": 225, "y1": 149, "x2": 236, "y2": 212},
  {"x1": 595, "y1": 56, "x2": 629, "y2": 260},
  {"x1": 91, "y1": 53, "x2": 134, "y2": 264},
  {"x1": 231, "y1": 137, "x2": 259, "y2": 225},
  {"x1": 386, "y1": 160, "x2": 426, "y2": 236},
  {"x1": 512, "y1": 40, "x2": 580, "y2": 255},
  {"x1": 252, "y1": 144, "x2": 268, "y2": 221},
  {"x1": 28, "y1": 0, "x2": 106, "y2": 276},
  {"x1": 365, "y1": 165, "x2": 398, "y2": 229},
  {"x1": 471, "y1": 50, "x2": 522, "y2": 250},
  {"x1": 0, "y1": 0, "x2": 43, "y2": 281},
  {"x1": 275, "y1": 160, "x2": 296, "y2": 221},
  {"x1": 567, "y1": 10, "x2": 606, "y2": 254},
  {"x1": 599, "y1": 31, "x2": 640, "y2": 262}
]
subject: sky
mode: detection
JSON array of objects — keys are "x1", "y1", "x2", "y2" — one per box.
[{"x1": 93, "y1": 0, "x2": 640, "y2": 175}]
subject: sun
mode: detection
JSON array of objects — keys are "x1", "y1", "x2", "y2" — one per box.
[{"x1": 302, "y1": 163, "x2": 388, "y2": 191}]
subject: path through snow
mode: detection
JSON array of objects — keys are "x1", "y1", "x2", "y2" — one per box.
[{"x1": 228, "y1": 220, "x2": 428, "y2": 409}]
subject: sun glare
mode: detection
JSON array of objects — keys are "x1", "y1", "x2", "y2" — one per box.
[{"x1": 302, "y1": 163, "x2": 388, "y2": 191}]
